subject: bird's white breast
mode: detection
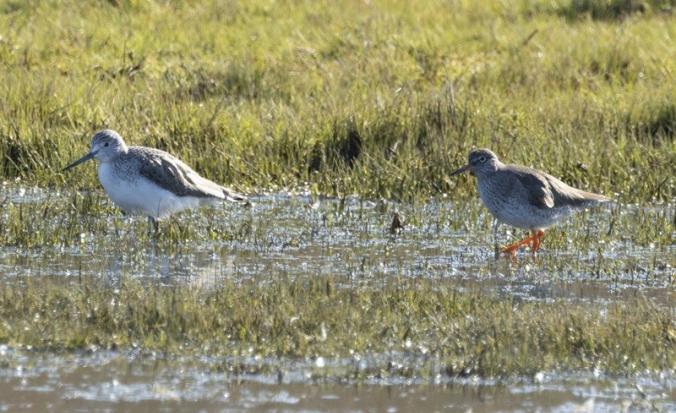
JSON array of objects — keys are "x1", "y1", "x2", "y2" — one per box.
[{"x1": 97, "y1": 162, "x2": 201, "y2": 218}]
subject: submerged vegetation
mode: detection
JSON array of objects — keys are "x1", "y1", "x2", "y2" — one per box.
[
  {"x1": 0, "y1": 193, "x2": 672, "y2": 380},
  {"x1": 0, "y1": 0, "x2": 674, "y2": 385},
  {"x1": 0, "y1": 276, "x2": 673, "y2": 378}
]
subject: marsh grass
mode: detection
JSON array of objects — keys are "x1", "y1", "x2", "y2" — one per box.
[
  {"x1": 560, "y1": 0, "x2": 674, "y2": 20},
  {"x1": 0, "y1": 0, "x2": 673, "y2": 202},
  {"x1": 0, "y1": 187, "x2": 672, "y2": 252},
  {"x1": 0, "y1": 193, "x2": 672, "y2": 379},
  {"x1": 0, "y1": 0, "x2": 674, "y2": 383},
  {"x1": 0, "y1": 275, "x2": 672, "y2": 378}
]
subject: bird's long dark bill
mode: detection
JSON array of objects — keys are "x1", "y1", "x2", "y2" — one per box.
[
  {"x1": 63, "y1": 151, "x2": 95, "y2": 171},
  {"x1": 449, "y1": 164, "x2": 469, "y2": 176}
]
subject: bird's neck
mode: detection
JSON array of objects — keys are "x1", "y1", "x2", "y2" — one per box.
[
  {"x1": 476, "y1": 162, "x2": 501, "y2": 179},
  {"x1": 100, "y1": 148, "x2": 129, "y2": 165}
]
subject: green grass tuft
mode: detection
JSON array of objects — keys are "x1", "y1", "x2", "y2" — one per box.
[
  {"x1": 0, "y1": 0, "x2": 673, "y2": 202},
  {"x1": 0, "y1": 276, "x2": 672, "y2": 378},
  {"x1": 560, "y1": 0, "x2": 674, "y2": 20}
]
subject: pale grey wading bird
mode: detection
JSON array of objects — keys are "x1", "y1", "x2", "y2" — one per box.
[
  {"x1": 451, "y1": 148, "x2": 610, "y2": 257},
  {"x1": 63, "y1": 129, "x2": 246, "y2": 230}
]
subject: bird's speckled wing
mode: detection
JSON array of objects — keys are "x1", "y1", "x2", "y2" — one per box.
[
  {"x1": 134, "y1": 148, "x2": 222, "y2": 198},
  {"x1": 506, "y1": 165, "x2": 555, "y2": 209},
  {"x1": 508, "y1": 164, "x2": 609, "y2": 209},
  {"x1": 547, "y1": 175, "x2": 610, "y2": 207}
]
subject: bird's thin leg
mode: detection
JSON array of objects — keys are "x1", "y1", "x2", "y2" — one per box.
[
  {"x1": 123, "y1": 216, "x2": 135, "y2": 239},
  {"x1": 530, "y1": 230, "x2": 545, "y2": 255},
  {"x1": 501, "y1": 232, "x2": 540, "y2": 255},
  {"x1": 492, "y1": 219, "x2": 501, "y2": 258},
  {"x1": 147, "y1": 216, "x2": 159, "y2": 236}
]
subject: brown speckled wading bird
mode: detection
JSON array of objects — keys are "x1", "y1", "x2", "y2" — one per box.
[{"x1": 451, "y1": 149, "x2": 610, "y2": 256}]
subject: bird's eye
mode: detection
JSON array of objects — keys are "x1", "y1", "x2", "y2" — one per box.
[
  {"x1": 479, "y1": 156, "x2": 486, "y2": 163},
  {"x1": 104, "y1": 142, "x2": 109, "y2": 147}
]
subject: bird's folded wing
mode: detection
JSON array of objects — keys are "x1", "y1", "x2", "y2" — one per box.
[
  {"x1": 510, "y1": 167, "x2": 555, "y2": 209},
  {"x1": 548, "y1": 177, "x2": 610, "y2": 207},
  {"x1": 139, "y1": 153, "x2": 219, "y2": 198}
]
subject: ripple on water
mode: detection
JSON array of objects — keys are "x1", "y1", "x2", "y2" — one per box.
[
  {"x1": 0, "y1": 347, "x2": 673, "y2": 413},
  {"x1": 0, "y1": 191, "x2": 673, "y2": 412},
  {"x1": 0, "y1": 192, "x2": 673, "y2": 304}
]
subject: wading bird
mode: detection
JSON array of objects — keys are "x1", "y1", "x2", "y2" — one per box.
[
  {"x1": 451, "y1": 148, "x2": 609, "y2": 256},
  {"x1": 63, "y1": 129, "x2": 246, "y2": 230}
]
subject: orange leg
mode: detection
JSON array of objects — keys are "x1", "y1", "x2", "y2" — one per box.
[
  {"x1": 501, "y1": 230, "x2": 545, "y2": 256},
  {"x1": 530, "y1": 230, "x2": 545, "y2": 255},
  {"x1": 501, "y1": 233, "x2": 538, "y2": 255}
]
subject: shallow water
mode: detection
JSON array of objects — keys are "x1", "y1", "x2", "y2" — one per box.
[
  {"x1": 0, "y1": 189, "x2": 674, "y2": 411},
  {"x1": 1, "y1": 191, "x2": 672, "y2": 303},
  {"x1": 0, "y1": 347, "x2": 673, "y2": 413}
]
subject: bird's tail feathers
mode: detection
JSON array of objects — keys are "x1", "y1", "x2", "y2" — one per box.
[
  {"x1": 573, "y1": 189, "x2": 611, "y2": 207},
  {"x1": 222, "y1": 188, "x2": 249, "y2": 204},
  {"x1": 581, "y1": 190, "x2": 611, "y2": 203}
]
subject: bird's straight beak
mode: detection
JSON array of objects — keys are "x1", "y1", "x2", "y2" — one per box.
[
  {"x1": 63, "y1": 150, "x2": 97, "y2": 171},
  {"x1": 450, "y1": 164, "x2": 469, "y2": 176}
]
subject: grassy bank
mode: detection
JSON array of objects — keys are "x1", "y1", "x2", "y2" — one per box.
[
  {"x1": 0, "y1": 0, "x2": 673, "y2": 201},
  {"x1": 0, "y1": 275, "x2": 672, "y2": 378}
]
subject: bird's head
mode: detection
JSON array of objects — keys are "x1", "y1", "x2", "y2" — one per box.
[
  {"x1": 63, "y1": 129, "x2": 128, "y2": 171},
  {"x1": 450, "y1": 148, "x2": 500, "y2": 178}
]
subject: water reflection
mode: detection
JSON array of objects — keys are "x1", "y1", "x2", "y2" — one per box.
[
  {"x1": 0, "y1": 348, "x2": 673, "y2": 413},
  {"x1": 0, "y1": 190, "x2": 674, "y2": 411},
  {"x1": 0, "y1": 192, "x2": 672, "y2": 304}
]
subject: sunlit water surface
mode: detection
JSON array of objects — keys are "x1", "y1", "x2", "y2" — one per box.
[
  {"x1": 0, "y1": 188, "x2": 673, "y2": 412},
  {"x1": 0, "y1": 346, "x2": 673, "y2": 413}
]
